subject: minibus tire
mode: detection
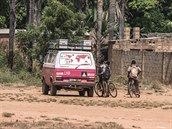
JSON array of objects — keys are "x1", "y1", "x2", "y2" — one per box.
[
  {"x1": 79, "y1": 90, "x2": 85, "y2": 96},
  {"x1": 50, "y1": 86, "x2": 57, "y2": 96},
  {"x1": 87, "y1": 87, "x2": 94, "y2": 97},
  {"x1": 42, "y1": 80, "x2": 49, "y2": 95}
]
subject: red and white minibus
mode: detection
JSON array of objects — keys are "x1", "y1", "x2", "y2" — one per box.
[{"x1": 42, "y1": 39, "x2": 96, "y2": 97}]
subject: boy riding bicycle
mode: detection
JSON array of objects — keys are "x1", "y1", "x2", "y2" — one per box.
[{"x1": 127, "y1": 60, "x2": 141, "y2": 95}]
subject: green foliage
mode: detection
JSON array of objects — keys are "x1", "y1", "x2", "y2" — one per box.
[
  {"x1": 129, "y1": 0, "x2": 158, "y2": 10},
  {"x1": 16, "y1": 1, "x2": 27, "y2": 28},
  {"x1": 0, "y1": 48, "x2": 40, "y2": 85},
  {"x1": 16, "y1": 25, "x2": 40, "y2": 57},
  {"x1": 0, "y1": 0, "x2": 9, "y2": 27},
  {"x1": 13, "y1": 51, "x2": 26, "y2": 71},
  {"x1": 0, "y1": 16, "x2": 6, "y2": 28},
  {"x1": 0, "y1": 47, "x2": 7, "y2": 67},
  {"x1": 128, "y1": 0, "x2": 172, "y2": 33},
  {"x1": 41, "y1": 0, "x2": 87, "y2": 41},
  {"x1": 0, "y1": 67, "x2": 41, "y2": 86}
]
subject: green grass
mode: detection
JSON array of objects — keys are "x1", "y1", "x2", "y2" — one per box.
[
  {"x1": 111, "y1": 75, "x2": 170, "y2": 92},
  {"x1": 0, "y1": 68, "x2": 41, "y2": 86}
]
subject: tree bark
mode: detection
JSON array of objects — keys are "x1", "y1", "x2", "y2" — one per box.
[
  {"x1": 29, "y1": 0, "x2": 34, "y2": 24},
  {"x1": 119, "y1": 0, "x2": 125, "y2": 39},
  {"x1": 35, "y1": 0, "x2": 41, "y2": 25},
  {"x1": 28, "y1": 0, "x2": 35, "y2": 73},
  {"x1": 8, "y1": 0, "x2": 16, "y2": 69},
  {"x1": 108, "y1": 0, "x2": 116, "y2": 40},
  {"x1": 96, "y1": 0, "x2": 103, "y2": 65}
]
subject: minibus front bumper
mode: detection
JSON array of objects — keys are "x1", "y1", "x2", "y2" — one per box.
[{"x1": 52, "y1": 81, "x2": 95, "y2": 88}]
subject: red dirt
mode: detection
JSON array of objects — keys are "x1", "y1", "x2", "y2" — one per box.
[{"x1": 0, "y1": 84, "x2": 172, "y2": 129}]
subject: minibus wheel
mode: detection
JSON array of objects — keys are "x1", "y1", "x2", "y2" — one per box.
[
  {"x1": 87, "y1": 87, "x2": 94, "y2": 97},
  {"x1": 79, "y1": 90, "x2": 85, "y2": 96},
  {"x1": 42, "y1": 79, "x2": 49, "y2": 95},
  {"x1": 50, "y1": 86, "x2": 57, "y2": 96}
]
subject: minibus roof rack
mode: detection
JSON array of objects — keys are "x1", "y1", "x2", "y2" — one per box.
[{"x1": 48, "y1": 39, "x2": 92, "y2": 51}]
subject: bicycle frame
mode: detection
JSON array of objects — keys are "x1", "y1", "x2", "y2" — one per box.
[{"x1": 128, "y1": 78, "x2": 140, "y2": 98}]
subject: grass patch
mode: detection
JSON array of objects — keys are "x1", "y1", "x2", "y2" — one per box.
[
  {"x1": 52, "y1": 117, "x2": 64, "y2": 122},
  {"x1": 0, "y1": 120, "x2": 125, "y2": 129},
  {"x1": 110, "y1": 75, "x2": 170, "y2": 93},
  {"x1": 0, "y1": 68, "x2": 41, "y2": 86},
  {"x1": 110, "y1": 75, "x2": 128, "y2": 86},
  {"x1": 0, "y1": 122, "x2": 15, "y2": 127},
  {"x1": 2, "y1": 112, "x2": 15, "y2": 118},
  {"x1": 59, "y1": 99, "x2": 172, "y2": 109},
  {"x1": 100, "y1": 122, "x2": 124, "y2": 129}
]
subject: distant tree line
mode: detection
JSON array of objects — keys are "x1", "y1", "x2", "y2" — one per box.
[{"x1": 0, "y1": 0, "x2": 171, "y2": 71}]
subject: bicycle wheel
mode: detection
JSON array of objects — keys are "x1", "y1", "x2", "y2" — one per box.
[
  {"x1": 129, "y1": 80, "x2": 140, "y2": 98},
  {"x1": 102, "y1": 81, "x2": 109, "y2": 97},
  {"x1": 109, "y1": 82, "x2": 117, "y2": 98},
  {"x1": 128, "y1": 81, "x2": 135, "y2": 98},
  {"x1": 135, "y1": 89, "x2": 140, "y2": 98},
  {"x1": 94, "y1": 82, "x2": 104, "y2": 97}
]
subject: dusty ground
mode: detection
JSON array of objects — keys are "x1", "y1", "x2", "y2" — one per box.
[{"x1": 0, "y1": 84, "x2": 172, "y2": 129}]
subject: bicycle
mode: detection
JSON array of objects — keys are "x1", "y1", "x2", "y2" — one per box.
[
  {"x1": 128, "y1": 78, "x2": 140, "y2": 98},
  {"x1": 94, "y1": 80, "x2": 117, "y2": 97}
]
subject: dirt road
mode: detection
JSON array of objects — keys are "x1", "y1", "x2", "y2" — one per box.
[{"x1": 0, "y1": 84, "x2": 172, "y2": 129}]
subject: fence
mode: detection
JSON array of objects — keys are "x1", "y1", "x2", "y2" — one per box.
[{"x1": 109, "y1": 50, "x2": 172, "y2": 84}]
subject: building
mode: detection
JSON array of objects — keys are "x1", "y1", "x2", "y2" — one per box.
[{"x1": 0, "y1": 29, "x2": 24, "y2": 50}]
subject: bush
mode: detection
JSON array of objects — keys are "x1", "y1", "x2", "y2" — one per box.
[
  {"x1": 0, "y1": 48, "x2": 7, "y2": 67},
  {"x1": 0, "y1": 48, "x2": 41, "y2": 86},
  {"x1": 0, "y1": 68, "x2": 41, "y2": 86},
  {"x1": 0, "y1": 68, "x2": 19, "y2": 83},
  {"x1": 111, "y1": 75, "x2": 128, "y2": 85},
  {"x1": 13, "y1": 52, "x2": 26, "y2": 71}
]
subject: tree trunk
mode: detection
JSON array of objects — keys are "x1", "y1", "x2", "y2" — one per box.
[
  {"x1": 96, "y1": 0, "x2": 103, "y2": 65},
  {"x1": 119, "y1": 0, "x2": 125, "y2": 39},
  {"x1": 35, "y1": 0, "x2": 41, "y2": 25},
  {"x1": 28, "y1": 0, "x2": 35, "y2": 73},
  {"x1": 29, "y1": 0, "x2": 34, "y2": 24},
  {"x1": 108, "y1": 0, "x2": 116, "y2": 40},
  {"x1": 8, "y1": 0, "x2": 16, "y2": 69}
]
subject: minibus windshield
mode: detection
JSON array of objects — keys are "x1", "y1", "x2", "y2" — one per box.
[{"x1": 59, "y1": 52, "x2": 92, "y2": 66}]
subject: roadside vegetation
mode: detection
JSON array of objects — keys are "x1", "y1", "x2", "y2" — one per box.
[
  {"x1": 110, "y1": 75, "x2": 171, "y2": 92},
  {"x1": 1, "y1": 113, "x2": 125, "y2": 129},
  {"x1": 0, "y1": 48, "x2": 41, "y2": 86}
]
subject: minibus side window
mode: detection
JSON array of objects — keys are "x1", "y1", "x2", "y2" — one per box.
[
  {"x1": 51, "y1": 54, "x2": 56, "y2": 63},
  {"x1": 48, "y1": 53, "x2": 53, "y2": 63},
  {"x1": 44, "y1": 54, "x2": 49, "y2": 63}
]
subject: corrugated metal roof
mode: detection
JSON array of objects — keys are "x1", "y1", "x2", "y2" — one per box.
[{"x1": 0, "y1": 29, "x2": 25, "y2": 34}]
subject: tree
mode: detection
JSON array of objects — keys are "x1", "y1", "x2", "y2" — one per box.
[
  {"x1": 0, "y1": 16, "x2": 6, "y2": 28},
  {"x1": 8, "y1": 0, "x2": 16, "y2": 69},
  {"x1": 127, "y1": 0, "x2": 172, "y2": 33},
  {"x1": 0, "y1": 0, "x2": 9, "y2": 28},
  {"x1": 119, "y1": 0, "x2": 125, "y2": 39},
  {"x1": 41, "y1": 0, "x2": 86, "y2": 40},
  {"x1": 108, "y1": 0, "x2": 116, "y2": 40},
  {"x1": 25, "y1": 0, "x2": 42, "y2": 72},
  {"x1": 16, "y1": 25, "x2": 40, "y2": 70},
  {"x1": 96, "y1": 0, "x2": 103, "y2": 64}
]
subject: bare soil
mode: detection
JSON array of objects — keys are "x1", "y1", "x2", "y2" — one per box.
[{"x1": 0, "y1": 84, "x2": 172, "y2": 129}]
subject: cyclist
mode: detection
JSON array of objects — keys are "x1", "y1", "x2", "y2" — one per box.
[
  {"x1": 98, "y1": 61, "x2": 111, "y2": 97},
  {"x1": 127, "y1": 60, "x2": 141, "y2": 95}
]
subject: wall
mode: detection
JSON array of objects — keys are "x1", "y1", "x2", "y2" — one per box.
[{"x1": 110, "y1": 49, "x2": 172, "y2": 84}]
